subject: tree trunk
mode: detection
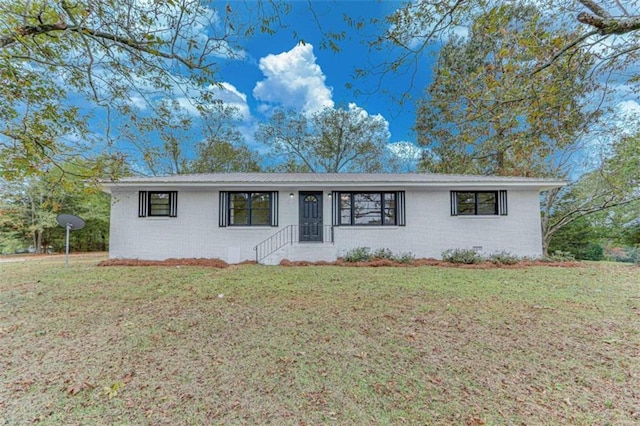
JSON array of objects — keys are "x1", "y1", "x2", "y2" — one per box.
[{"x1": 33, "y1": 230, "x2": 43, "y2": 254}]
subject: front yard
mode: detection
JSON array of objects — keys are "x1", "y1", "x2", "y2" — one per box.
[{"x1": 1, "y1": 256, "x2": 638, "y2": 424}]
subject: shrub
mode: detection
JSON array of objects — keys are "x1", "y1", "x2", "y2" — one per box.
[
  {"x1": 342, "y1": 247, "x2": 416, "y2": 264},
  {"x1": 544, "y1": 250, "x2": 576, "y2": 262},
  {"x1": 372, "y1": 248, "x2": 394, "y2": 260},
  {"x1": 442, "y1": 248, "x2": 484, "y2": 264},
  {"x1": 394, "y1": 252, "x2": 416, "y2": 264},
  {"x1": 488, "y1": 251, "x2": 521, "y2": 265},
  {"x1": 579, "y1": 243, "x2": 604, "y2": 261},
  {"x1": 342, "y1": 247, "x2": 373, "y2": 262}
]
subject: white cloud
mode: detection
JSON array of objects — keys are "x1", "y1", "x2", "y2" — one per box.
[
  {"x1": 617, "y1": 99, "x2": 640, "y2": 117},
  {"x1": 253, "y1": 43, "x2": 334, "y2": 114},
  {"x1": 120, "y1": 74, "x2": 252, "y2": 123},
  {"x1": 204, "y1": 82, "x2": 251, "y2": 120},
  {"x1": 347, "y1": 102, "x2": 390, "y2": 134},
  {"x1": 386, "y1": 141, "x2": 424, "y2": 160}
]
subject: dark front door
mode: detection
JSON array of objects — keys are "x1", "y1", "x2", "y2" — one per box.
[{"x1": 299, "y1": 192, "x2": 323, "y2": 242}]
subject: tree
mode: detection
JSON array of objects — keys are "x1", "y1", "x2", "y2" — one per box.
[
  {"x1": 0, "y1": 177, "x2": 60, "y2": 254},
  {"x1": 192, "y1": 104, "x2": 261, "y2": 173},
  {"x1": 351, "y1": 1, "x2": 640, "y2": 98},
  {"x1": 543, "y1": 132, "x2": 640, "y2": 254},
  {"x1": 122, "y1": 102, "x2": 261, "y2": 175},
  {"x1": 412, "y1": 3, "x2": 639, "y2": 255},
  {"x1": 0, "y1": 1, "x2": 284, "y2": 179},
  {"x1": 192, "y1": 141, "x2": 261, "y2": 174},
  {"x1": 547, "y1": 216, "x2": 604, "y2": 260},
  {"x1": 256, "y1": 104, "x2": 396, "y2": 173},
  {"x1": 0, "y1": 159, "x2": 114, "y2": 254},
  {"x1": 416, "y1": 3, "x2": 599, "y2": 177}
]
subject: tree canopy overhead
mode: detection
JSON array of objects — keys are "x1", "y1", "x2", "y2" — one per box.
[
  {"x1": 356, "y1": 0, "x2": 640, "y2": 100},
  {"x1": 0, "y1": 0, "x2": 285, "y2": 179},
  {"x1": 417, "y1": 3, "x2": 599, "y2": 177}
]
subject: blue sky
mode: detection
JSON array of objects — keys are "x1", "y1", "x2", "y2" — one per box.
[
  {"x1": 85, "y1": 1, "x2": 437, "y2": 174},
  {"x1": 207, "y1": 1, "x2": 430, "y2": 150},
  {"x1": 104, "y1": 1, "x2": 639, "y2": 174}
]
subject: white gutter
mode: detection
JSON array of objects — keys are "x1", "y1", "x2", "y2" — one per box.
[{"x1": 101, "y1": 180, "x2": 566, "y2": 193}]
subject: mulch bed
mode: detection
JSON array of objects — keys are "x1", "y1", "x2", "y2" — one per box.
[
  {"x1": 281, "y1": 258, "x2": 582, "y2": 268},
  {"x1": 98, "y1": 257, "x2": 581, "y2": 269}
]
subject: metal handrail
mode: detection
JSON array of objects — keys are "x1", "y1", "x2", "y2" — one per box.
[
  {"x1": 253, "y1": 225, "x2": 334, "y2": 263},
  {"x1": 254, "y1": 225, "x2": 296, "y2": 263}
]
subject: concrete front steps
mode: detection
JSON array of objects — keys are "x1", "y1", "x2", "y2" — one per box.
[{"x1": 260, "y1": 243, "x2": 338, "y2": 265}]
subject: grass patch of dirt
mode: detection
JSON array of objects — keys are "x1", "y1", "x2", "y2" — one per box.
[{"x1": 1, "y1": 255, "x2": 638, "y2": 424}]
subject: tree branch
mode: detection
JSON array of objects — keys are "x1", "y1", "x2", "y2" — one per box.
[
  {"x1": 532, "y1": 30, "x2": 599, "y2": 75},
  {"x1": 578, "y1": 0, "x2": 612, "y2": 19},
  {"x1": 577, "y1": 0, "x2": 640, "y2": 36},
  {"x1": 1, "y1": 22, "x2": 202, "y2": 69}
]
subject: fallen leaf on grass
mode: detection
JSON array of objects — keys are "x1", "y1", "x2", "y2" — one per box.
[
  {"x1": 466, "y1": 415, "x2": 486, "y2": 425},
  {"x1": 103, "y1": 380, "x2": 125, "y2": 399},
  {"x1": 67, "y1": 381, "x2": 95, "y2": 395}
]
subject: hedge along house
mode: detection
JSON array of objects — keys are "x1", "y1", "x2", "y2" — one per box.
[{"x1": 101, "y1": 173, "x2": 565, "y2": 265}]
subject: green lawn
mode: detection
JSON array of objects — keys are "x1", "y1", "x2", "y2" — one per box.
[{"x1": 1, "y1": 256, "x2": 639, "y2": 424}]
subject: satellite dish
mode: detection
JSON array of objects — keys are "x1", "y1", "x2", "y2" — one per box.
[
  {"x1": 57, "y1": 214, "x2": 86, "y2": 267},
  {"x1": 57, "y1": 214, "x2": 85, "y2": 230}
]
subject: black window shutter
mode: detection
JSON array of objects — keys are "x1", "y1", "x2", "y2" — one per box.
[
  {"x1": 270, "y1": 191, "x2": 279, "y2": 227},
  {"x1": 138, "y1": 191, "x2": 148, "y2": 217},
  {"x1": 397, "y1": 191, "x2": 406, "y2": 226},
  {"x1": 219, "y1": 191, "x2": 228, "y2": 227},
  {"x1": 331, "y1": 191, "x2": 340, "y2": 226},
  {"x1": 499, "y1": 190, "x2": 508, "y2": 216},
  {"x1": 169, "y1": 191, "x2": 178, "y2": 217},
  {"x1": 450, "y1": 191, "x2": 458, "y2": 216}
]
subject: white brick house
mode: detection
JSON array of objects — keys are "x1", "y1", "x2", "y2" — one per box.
[{"x1": 101, "y1": 173, "x2": 565, "y2": 265}]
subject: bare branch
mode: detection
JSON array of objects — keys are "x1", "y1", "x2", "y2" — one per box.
[{"x1": 578, "y1": 0, "x2": 613, "y2": 19}]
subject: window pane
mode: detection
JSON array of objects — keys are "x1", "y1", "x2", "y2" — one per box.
[
  {"x1": 384, "y1": 193, "x2": 395, "y2": 207},
  {"x1": 339, "y1": 194, "x2": 352, "y2": 225},
  {"x1": 251, "y1": 209, "x2": 270, "y2": 225},
  {"x1": 250, "y1": 194, "x2": 267, "y2": 224},
  {"x1": 251, "y1": 193, "x2": 270, "y2": 225},
  {"x1": 229, "y1": 193, "x2": 249, "y2": 225},
  {"x1": 383, "y1": 208, "x2": 396, "y2": 225},
  {"x1": 457, "y1": 192, "x2": 476, "y2": 215},
  {"x1": 149, "y1": 193, "x2": 170, "y2": 216},
  {"x1": 383, "y1": 193, "x2": 396, "y2": 225},
  {"x1": 477, "y1": 192, "x2": 497, "y2": 215},
  {"x1": 340, "y1": 208, "x2": 351, "y2": 225},
  {"x1": 353, "y1": 193, "x2": 381, "y2": 225},
  {"x1": 229, "y1": 192, "x2": 273, "y2": 225}
]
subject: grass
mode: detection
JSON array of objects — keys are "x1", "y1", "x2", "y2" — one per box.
[{"x1": 1, "y1": 255, "x2": 639, "y2": 424}]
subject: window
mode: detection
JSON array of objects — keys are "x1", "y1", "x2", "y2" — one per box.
[
  {"x1": 451, "y1": 191, "x2": 507, "y2": 216},
  {"x1": 138, "y1": 191, "x2": 177, "y2": 217},
  {"x1": 219, "y1": 191, "x2": 279, "y2": 227},
  {"x1": 336, "y1": 192, "x2": 404, "y2": 226}
]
